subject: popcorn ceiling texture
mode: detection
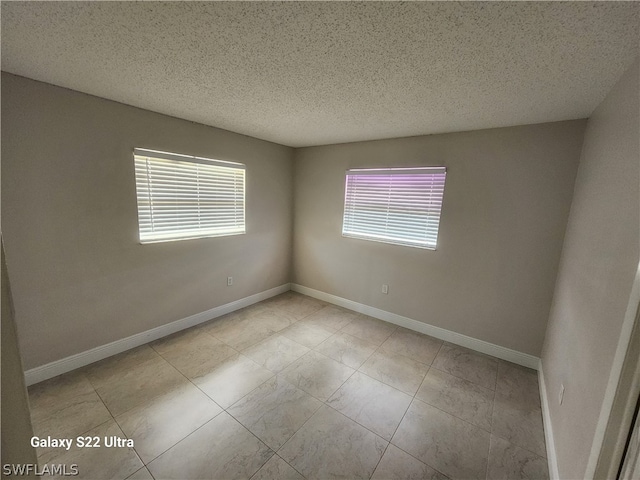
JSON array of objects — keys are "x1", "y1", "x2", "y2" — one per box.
[{"x1": 1, "y1": 2, "x2": 638, "y2": 147}]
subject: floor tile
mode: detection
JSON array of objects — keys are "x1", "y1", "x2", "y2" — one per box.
[
  {"x1": 147, "y1": 412, "x2": 273, "y2": 480},
  {"x1": 27, "y1": 292, "x2": 551, "y2": 480},
  {"x1": 432, "y1": 343, "x2": 498, "y2": 390},
  {"x1": 194, "y1": 353, "x2": 274, "y2": 408},
  {"x1": 250, "y1": 308, "x2": 299, "y2": 332},
  {"x1": 496, "y1": 361, "x2": 541, "y2": 411},
  {"x1": 93, "y1": 356, "x2": 190, "y2": 416},
  {"x1": 327, "y1": 371, "x2": 412, "y2": 440},
  {"x1": 228, "y1": 376, "x2": 322, "y2": 450},
  {"x1": 314, "y1": 331, "x2": 377, "y2": 369},
  {"x1": 151, "y1": 329, "x2": 237, "y2": 380},
  {"x1": 340, "y1": 315, "x2": 397, "y2": 345},
  {"x1": 150, "y1": 327, "x2": 213, "y2": 357},
  {"x1": 264, "y1": 292, "x2": 325, "y2": 320},
  {"x1": 280, "y1": 322, "x2": 333, "y2": 348},
  {"x1": 32, "y1": 390, "x2": 112, "y2": 464},
  {"x1": 115, "y1": 382, "x2": 222, "y2": 463},
  {"x1": 279, "y1": 405, "x2": 387, "y2": 480},
  {"x1": 212, "y1": 318, "x2": 277, "y2": 351},
  {"x1": 239, "y1": 302, "x2": 276, "y2": 319},
  {"x1": 49, "y1": 419, "x2": 143, "y2": 479},
  {"x1": 359, "y1": 346, "x2": 429, "y2": 395},
  {"x1": 280, "y1": 351, "x2": 355, "y2": 401},
  {"x1": 492, "y1": 393, "x2": 547, "y2": 458},
  {"x1": 242, "y1": 335, "x2": 310, "y2": 373},
  {"x1": 126, "y1": 467, "x2": 154, "y2": 480},
  {"x1": 301, "y1": 305, "x2": 360, "y2": 333},
  {"x1": 261, "y1": 292, "x2": 298, "y2": 309},
  {"x1": 381, "y1": 327, "x2": 443, "y2": 365},
  {"x1": 371, "y1": 444, "x2": 449, "y2": 480},
  {"x1": 84, "y1": 346, "x2": 161, "y2": 390},
  {"x1": 250, "y1": 456, "x2": 304, "y2": 480},
  {"x1": 201, "y1": 310, "x2": 249, "y2": 337},
  {"x1": 28, "y1": 372, "x2": 95, "y2": 424},
  {"x1": 416, "y1": 368, "x2": 494, "y2": 431},
  {"x1": 487, "y1": 435, "x2": 549, "y2": 479},
  {"x1": 392, "y1": 399, "x2": 490, "y2": 480}
]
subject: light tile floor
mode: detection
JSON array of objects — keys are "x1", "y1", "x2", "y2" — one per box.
[{"x1": 28, "y1": 292, "x2": 549, "y2": 480}]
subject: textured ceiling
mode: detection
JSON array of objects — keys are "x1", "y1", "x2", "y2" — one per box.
[{"x1": 2, "y1": 2, "x2": 639, "y2": 147}]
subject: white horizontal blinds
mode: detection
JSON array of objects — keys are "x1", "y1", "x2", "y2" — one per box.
[
  {"x1": 133, "y1": 149, "x2": 245, "y2": 243},
  {"x1": 342, "y1": 167, "x2": 446, "y2": 249}
]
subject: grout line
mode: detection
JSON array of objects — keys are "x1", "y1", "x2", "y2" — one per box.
[
  {"x1": 271, "y1": 452, "x2": 308, "y2": 479},
  {"x1": 485, "y1": 434, "x2": 494, "y2": 480},
  {"x1": 226, "y1": 373, "x2": 325, "y2": 445},
  {"x1": 126, "y1": 466, "x2": 156, "y2": 480},
  {"x1": 319, "y1": 403, "x2": 390, "y2": 443},
  {"x1": 101, "y1": 350, "x2": 228, "y2": 467},
  {"x1": 489, "y1": 386, "x2": 498, "y2": 437},
  {"x1": 317, "y1": 402, "x2": 394, "y2": 478},
  {"x1": 387, "y1": 441, "x2": 450, "y2": 480},
  {"x1": 271, "y1": 395, "x2": 326, "y2": 454},
  {"x1": 139, "y1": 406, "x2": 226, "y2": 467},
  {"x1": 489, "y1": 430, "x2": 548, "y2": 460},
  {"x1": 427, "y1": 363, "x2": 496, "y2": 394},
  {"x1": 409, "y1": 392, "x2": 493, "y2": 435},
  {"x1": 370, "y1": 441, "x2": 391, "y2": 478},
  {"x1": 92, "y1": 386, "x2": 120, "y2": 421},
  {"x1": 384, "y1": 385, "x2": 414, "y2": 442},
  {"x1": 221, "y1": 417, "x2": 277, "y2": 478},
  {"x1": 142, "y1": 413, "x2": 229, "y2": 467}
]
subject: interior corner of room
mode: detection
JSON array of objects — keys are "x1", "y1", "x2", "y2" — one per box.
[{"x1": 1, "y1": 2, "x2": 639, "y2": 479}]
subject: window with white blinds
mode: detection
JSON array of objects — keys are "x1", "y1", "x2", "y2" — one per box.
[
  {"x1": 342, "y1": 167, "x2": 447, "y2": 250},
  {"x1": 133, "y1": 148, "x2": 245, "y2": 243}
]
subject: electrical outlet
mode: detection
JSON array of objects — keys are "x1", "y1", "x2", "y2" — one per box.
[
  {"x1": 559, "y1": 384, "x2": 565, "y2": 405},
  {"x1": 382, "y1": 284, "x2": 389, "y2": 294},
  {"x1": 227, "y1": 276, "x2": 233, "y2": 286}
]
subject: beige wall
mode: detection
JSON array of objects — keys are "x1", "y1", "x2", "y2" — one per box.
[
  {"x1": 1, "y1": 73, "x2": 294, "y2": 370},
  {"x1": 293, "y1": 121, "x2": 586, "y2": 356},
  {"x1": 541, "y1": 60, "x2": 639, "y2": 479},
  {"x1": 1, "y1": 240, "x2": 38, "y2": 477}
]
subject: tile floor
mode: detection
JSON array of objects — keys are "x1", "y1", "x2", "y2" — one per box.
[{"x1": 28, "y1": 292, "x2": 549, "y2": 480}]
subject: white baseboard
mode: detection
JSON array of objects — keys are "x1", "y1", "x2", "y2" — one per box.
[
  {"x1": 24, "y1": 283, "x2": 291, "y2": 386},
  {"x1": 291, "y1": 283, "x2": 540, "y2": 370},
  {"x1": 538, "y1": 361, "x2": 560, "y2": 480}
]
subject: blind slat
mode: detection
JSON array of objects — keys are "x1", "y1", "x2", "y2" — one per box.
[
  {"x1": 134, "y1": 151, "x2": 246, "y2": 243},
  {"x1": 342, "y1": 167, "x2": 446, "y2": 250}
]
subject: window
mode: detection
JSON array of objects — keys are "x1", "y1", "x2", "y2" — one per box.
[
  {"x1": 342, "y1": 167, "x2": 447, "y2": 249},
  {"x1": 133, "y1": 148, "x2": 245, "y2": 243}
]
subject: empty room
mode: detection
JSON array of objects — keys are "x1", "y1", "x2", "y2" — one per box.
[{"x1": 2, "y1": 2, "x2": 639, "y2": 480}]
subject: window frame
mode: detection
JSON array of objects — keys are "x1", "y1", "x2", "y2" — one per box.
[
  {"x1": 341, "y1": 166, "x2": 447, "y2": 250},
  {"x1": 133, "y1": 148, "x2": 246, "y2": 244}
]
